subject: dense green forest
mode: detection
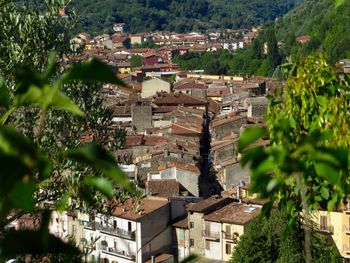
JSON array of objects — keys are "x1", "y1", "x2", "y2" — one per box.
[
  {"x1": 175, "y1": 0, "x2": 350, "y2": 76},
  {"x1": 68, "y1": 0, "x2": 302, "y2": 34},
  {"x1": 276, "y1": 0, "x2": 350, "y2": 63}
]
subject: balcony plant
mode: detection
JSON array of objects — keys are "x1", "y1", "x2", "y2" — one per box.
[{"x1": 101, "y1": 240, "x2": 108, "y2": 248}]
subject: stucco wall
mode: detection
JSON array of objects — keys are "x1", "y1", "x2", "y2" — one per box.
[
  {"x1": 212, "y1": 117, "x2": 247, "y2": 140},
  {"x1": 188, "y1": 212, "x2": 205, "y2": 255},
  {"x1": 131, "y1": 105, "x2": 152, "y2": 132},
  {"x1": 175, "y1": 228, "x2": 190, "y2": 261},
  {"x1": 224, "y1": 163, "x2": 250, "y2": 190},
  {"x1": 141, "y1": 78, "x2": 170, "y2": 98},
  {"x1": 204, "y1": 221, "x2": 222, "y2": 260}
]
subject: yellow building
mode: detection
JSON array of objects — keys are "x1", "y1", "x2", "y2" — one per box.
[
  {"x1": 203, "y1": 202, "x2": 261, "y2": 261},
  {"x1": 311, "y1": 206, "x2": 350, "y2": 259}
]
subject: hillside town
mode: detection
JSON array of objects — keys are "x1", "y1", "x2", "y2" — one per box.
[
  {"x1": 69, "y1": 27, "x2": 273, "y2": 262},
  {"x1": 2, "y1": 0, "x2": 350, "y2": 258},
  {"x1": 5, "y1": 18, "x2": 350, "y2": 262}
]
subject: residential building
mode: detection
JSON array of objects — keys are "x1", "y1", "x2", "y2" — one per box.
[
  {"x1": 148, "y1": 162, "x2": 201, "y2": 196},
  {"x1": 77, "y1": 197, "x2": 172, "y2": 263},
  {"x1": 141, "y1": 78, "x2": 171, "y2": 98},
  {"x1": 211, "y1": 115, "x2": 247, "y2": 140},
  {"x1": 203, "y1": 202, "x2": 261, "y2": 261},
  {"x1": 113, "y1": 23, "x2": 125, "y2": 33},
  {"x1": 310, "y1": 206, "x2": 350, "y2": 259},
  {"x1": 173, "y1": 196, "x2": 233, "y2": 259},
  {"x1": 130, "y1": 34, "x2": 146, "y2": 46}
]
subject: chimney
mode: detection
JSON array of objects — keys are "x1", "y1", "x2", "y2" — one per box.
[{"x1": 237, "y1": 184, "x2": 242, "y2": 203}]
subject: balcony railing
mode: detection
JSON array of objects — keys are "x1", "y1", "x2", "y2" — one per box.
[
  {"x1": 202, "y1": 230, "x2": 220, "y2": 240},
  {"x1": 96, "y1": 223, "x2": 136, "y2": 240},
  {"x1": 224, "y1": 233, "x2": 239, "y2": 242},
  {"x1": 343, "y1": 226, "x2": 350, "y2": 233},
  {"x1": 101, "y1": 246, "x2": 136, "y2": 261},
  {"x1": 318, "y1": 225, "x2": 334, "y2": 234},
  {"x1": 81, "y1": 221, "x2": 95, "y2": 230},
  {"x1": 343, "y1": 246, "x2": 350, "y2": 253}
]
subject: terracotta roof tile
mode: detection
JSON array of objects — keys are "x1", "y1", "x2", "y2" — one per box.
[
  {"x1": 154, "y1": 93, "x2": 207, "y2": 106},
  {"x1": 212, "y1": 115, "x2": 247, "y2": 128},
  {"x1": 204, "y1": 202, "x2": 260, "y2": 225},
  {"x1": 158, "y1": 162, "x2": 200, "y2": 173},
  {"x1": 148, "y1": 179, "x2": 180, "y2": 198},
  {"x1": 172, "y1": 215, "x2": 188, "y2": 229},
  {"x1": 187, "y1": 196, "x2": 233, "y2": 213},
  {"x1": 112, "y1": 197, "x2": 168, "y2": 221},
  {"x1": 124, "y1": 135, "x2": 170, "y2": 147},
  {"x1": 174, "y1": 83, "x2": 207, "y2": 90},
  {"x1": 111, "y1": 105, "x2": 131, "y2": 117}
]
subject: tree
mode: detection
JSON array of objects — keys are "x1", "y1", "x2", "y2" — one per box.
[
  {"x1": 0, "y1": 0, "x2": 74, "y2": 76},
  {"x1": 0, "y1": 0, "x2": 129, "y2": 219},
  {"x1": 230, "y1": 210, "x2": 339, "y2": 263},
  {"x1": 266, "y1": 27, "x2": 281, "y2": 69},
  {"x1": 0, "y1": 57, "x2": 132, "y2": 260},
  {"x1": 239, "y1": 53, "x2": 350, "y2": 262},
  {"x1": 129, "y1": 55, "x2": 143, "y2": 68},
  {"x1": 0, "y1": 1, "x2": 133, "y2": 259},
  {"x1": 122, "y1": 37, "x2": 132, "y2": 49},
  {"x1": 205, "y1": 59, "x2": 228, "y2": 75}
]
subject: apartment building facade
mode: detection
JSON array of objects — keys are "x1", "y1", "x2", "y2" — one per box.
[{"x1": 72, "y1": 197, "x2": 172, "y2": 263}]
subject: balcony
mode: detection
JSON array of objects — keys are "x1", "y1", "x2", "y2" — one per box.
[
  {"x1": 317, "y1": 225, "x2": 334, "y2": 234},
  {"x1": 224, "y1": 232, "x2": 239, "y2": 243},
  {"x1": 81, "y1": 221, "x2": 95, "y2": 230},
  {"x1": 343, "y1": 226, "x2": 350, "y2": 234},
  {"x1": 343, "y1": 246, "x2": 350, "y2": 254},
  {"x1": 101, "y1": 246, "x2": 136, "y2": 261},
  {"x1": 202, "y1": 230, "x2": 220, "y2": 240},
  {"x1": 96, "y1": 223, "x2": 136, "y2": 240}
]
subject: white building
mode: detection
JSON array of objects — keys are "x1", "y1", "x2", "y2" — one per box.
[{"x1": 78, "y1": 197, "x2": 172, "y2": 263}]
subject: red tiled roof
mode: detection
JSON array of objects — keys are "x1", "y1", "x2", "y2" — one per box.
[
  {"x1": 112, "y1": 105, "x2": 131, "y2": 117},
  {"x1": 174, "y1": 83, "x2": 207, "y2": 90},
  {"x1": 158, "y1": 162, "x2": 200, "y2": 173},
  {"x1": 172, "y1": 215, "x2": 188, "y2": 229},
  {"x1": 153, "y1": 106, "x2": 178, "y2": 113},
  {"x1": 212, "y1": 115, "x2": 247, "y2": 128},
  {"x1": 204, "y1": 202, "x2": 260, "y2": 225},
  {"x1": 124, "y1": 135, "x2": 170, "y2": 147},
  {"x1": 187, "y1": 196, "x2": 233, "y2": 213},
  {"x1": 154, "y1": 93, "x2": 207, "y2": 106},
  {"x1": 112, "y1": 197, "x2": 168, "y2": 221},
  {"x1": 170, "y1": 123, "x2": 201, "y2": 135},
  {"x1": 148, "y1": 179, "x2": 180, "y2": 198}
]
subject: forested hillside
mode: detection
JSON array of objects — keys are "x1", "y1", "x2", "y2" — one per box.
[
  {"x1": 70, "y1": 0, "x2": 302, "y2": 34},
  {"x1": 275, "y1": 0, "x2": 350, "y2": 62},
  {"x1": 174, "y1": 0, "x2": 349, "y2": 77}
]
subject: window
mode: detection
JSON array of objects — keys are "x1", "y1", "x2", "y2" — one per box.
[
  {"x1": 226, "y1": 243, "x2": 232, "y2": 254},
  {"x1": 320, "y1": 215, "x2": 328, "y2": 230},
  {"x1": 128, "y1": 221, "x2": 132, "y2": 232},
  {"x1": 205, "y1": 240, "x2": 210, "y2": 250},
  {"x1": 190, "y1": 239, "x2": 194, "y2": 247},
  {"x1": 190, "y1": 222, "x2": 194, "y2": 228},
  {"x1": 72, "y1": 225, "x2": 76, "y2": 237},
  {"x1": 205, "y1": 222, "x2": 211, "y2": 232},
  {"x1": 225, "y1": 225, "x2": 231, "y2": 234},
  {"x1": 113, "y1": 220, "x2": 117, "y2": 230}
]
